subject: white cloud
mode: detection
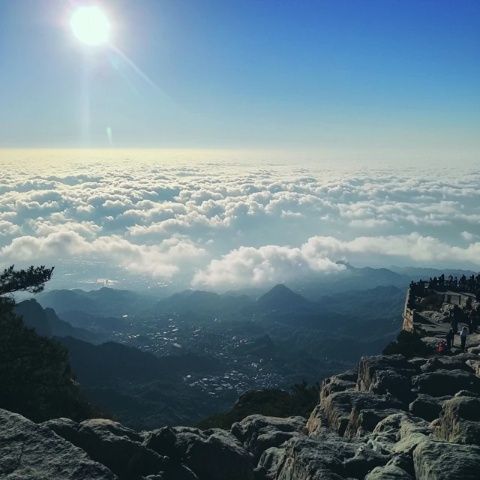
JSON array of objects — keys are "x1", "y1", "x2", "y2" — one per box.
[
  {"x1": 192, "y1": 244, "x2": 344, "y2": 289},
  {"x1": 0, "y1": 158, "x2": 479, "y2": 289},
  {"x1": 302, "y1": 233, "x2": 480, "y2": 265},
  {"x1": 193, "y1": 233, "x2": 480, "y2": 289},
  {"x1": 461, "y1": 231, "x2": 477, "y2": 242},
  {"x1": 0, "y1": 220, "x2": 21, "y2": 237},
  {"x1": 1, "y1": 230, "x2": 206, "y2": 280}
]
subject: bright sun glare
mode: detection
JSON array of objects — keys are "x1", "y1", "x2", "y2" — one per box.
[{"x1": 70, "y1": 6, "x2": 111, "y2": 47}]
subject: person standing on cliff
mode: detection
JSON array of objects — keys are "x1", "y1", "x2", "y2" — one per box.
[
  {"x1": 467, "y1": 310, "x2": 475, "y2": 334},
  {"x1": 446, "y1": 328, "x2": 454, "y2": 351},
  {"x1": 451, "y1": 305, "x2": 461, "y2": 333},
  {"x1": 460, "y1": 326, "x2": 468, "y2": 352}
]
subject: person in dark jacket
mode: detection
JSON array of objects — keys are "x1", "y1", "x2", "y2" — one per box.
[
  {"x1": 446, "y1": 328, "x2": 455, "y2": 351},
  {"x1": 451, "y1": 305, "x2": 461, "y2": 333},
  {"x1": 468, "y1": 310, "x2": 475, "y2": 334},
  {"x1": 460, "y1": 326, "x2": 468, "y2": 352}
]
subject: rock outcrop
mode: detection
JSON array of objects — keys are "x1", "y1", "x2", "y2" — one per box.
[
  {"x1": 3, "y1": 342, "x2": 480, "y2": 479},
  {"x1": 2, "y1": 284, "x2": 480, "y2": 479},
  {"x1": 0, "y1": 409, "x2": 115, "y2": 480}
]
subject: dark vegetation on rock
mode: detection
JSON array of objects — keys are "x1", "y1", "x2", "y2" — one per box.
[
  {"x1": 0, "y1": 266, "x2": 95, "y2": 422},
  {"x1": 383, "y1": 331, "x2": 432, "y2": 357}
]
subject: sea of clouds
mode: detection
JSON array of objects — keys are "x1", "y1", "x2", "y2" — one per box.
[{"x1": 1, "y1": 154, "x2": 479, "y2": 291}]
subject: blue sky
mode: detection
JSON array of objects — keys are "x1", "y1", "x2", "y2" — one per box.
[{"x1": 0, "y1": 0, "x2": 479, "y2": 160}]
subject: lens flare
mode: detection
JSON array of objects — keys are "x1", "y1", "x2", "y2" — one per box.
[{"x1": 70, "y1": 6, "x2": 111, "y2": 47}]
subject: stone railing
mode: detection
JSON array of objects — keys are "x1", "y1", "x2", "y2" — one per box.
[{"x1": 402, "y1": 286, "x2": 417, "y2": 332}]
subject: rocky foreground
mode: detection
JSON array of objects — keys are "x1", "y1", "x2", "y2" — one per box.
[
  {"x1": 2, "y1": 342, "x2": 480, "y2": 480},
  {"x1": 3, "y1": 289, "x2": 480, "y2": 480}
]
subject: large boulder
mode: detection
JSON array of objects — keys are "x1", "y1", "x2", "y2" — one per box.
[
  {"x1": 267, "y1": 436, "x2": 352, "y2": 480},
  {"x1": 42, "y1": 417, "x2": 83, "y2": 444},
  {"x1": 419, "y1": 354, "x2": 478, "y2": 373},
  {"x1": 255, "y1": 446, "x2": 286, "y2": 480},
  {"x1": 412, "y1": 369, "x2": 480, "y2": 397},
  {"x1": 320, "y1": 370, "x2": 358, "y2": 400},
  {"x1": 345, "y1": 406, "x2": 402, "y2": 439},
  {"x1": 357, "y1": 355, "x2": 417, "y2": 403},
  {"x1": 0, "y1": 409, "x2": 115, "y2": 480},
  {"x1": 308, "y1": 388, "x2": 404, "y2": 438},
  {"x1": 434, "y1": 396, "x2": 480, "y2": 445},
  {"x1": 231, "y1": 415, "x2": 305, "y2": 460},
  {"x1": 44, "y1": 417, "x2": 166, "y2": 479},
  {"x1": 144, "y1": 426, "x2": 254, "y2": 480},
  {"x1": 305, "y1": 404, "x2": 323, "y2": 436},
  {"x1": 465, "y1": 358, "x2": 480, "y2": 376},
  {"x1": 371, "y1": 413, "x2": 431, "y2": 457},
  {"x1": 365, "y1": 464, "x2": 413, "y2": 479},
  {"x1": 269, "y1": 434, "x2": 388, "y2": 480},
  {"x1": 408, "y1": 394, "x2": 446, "y2": 422},
  {"x1": 413, "y1": 439, "x2": 480, "y2": 479}
]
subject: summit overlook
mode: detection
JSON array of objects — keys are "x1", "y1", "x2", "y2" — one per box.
[
  {"x1": 1, "y1": 1, "x2": 479, "y2": 478},
  {"x1": 2, "y1": 273, "x2": 480, "y2": 479}
]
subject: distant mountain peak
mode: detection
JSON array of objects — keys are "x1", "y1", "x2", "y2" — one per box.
[
  {"x1": 257, "y1": 284, "x2": 311, "y2": 311},
  {"x1": 268, "y1": 283, "x2": 292, "y2": 293}
]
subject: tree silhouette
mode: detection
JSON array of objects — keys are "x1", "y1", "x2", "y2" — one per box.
[
  {"x1": 0, "y1": 264, "x2": 96, "y2": 421},
  {"x1": 0, "y1": 265, "x2": 54, "y2": 295}
]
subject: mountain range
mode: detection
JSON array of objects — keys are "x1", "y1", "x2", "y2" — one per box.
[{"x1": 18, "y1": 266, "x2": 416, "y2": 427}]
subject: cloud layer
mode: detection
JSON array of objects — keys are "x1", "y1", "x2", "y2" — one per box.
[{"x1": 1, "y1": 155, "x2": 479, "y2": 290}]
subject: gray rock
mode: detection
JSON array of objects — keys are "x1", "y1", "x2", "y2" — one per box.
[
  {"x1": 413, "y1": 439, "x2": 480, "y2": 479},
  {"x1": 143, "y1": 464, "x2": 198, "y2": 480},
  {"x1": 144, "y1": 426, "x2": 254, "y2": 480},
  {"x1": 0, "y1": 409, "x2": 115, "y2": 480},
  {"x1": 412, "y1": 369, "x2": 480, "y2": 397},
  {"x1": 320, "y1": 371, "x2": 358, "y2": 401},
  {"x1": 231, "y1": 415, "x2": 305, "y2": 459},
  {"x1": 357, "y1": 355, "x2": 417, "y2": 403},
  {"x1": 434, "y1": 396, "x2": 480, "y2": 445},
  {"x1": 386, "y1": 454, "x2": 415, "y2": 477},
  {"x1": 272, "y1": 434, "x2": 387, "y2": 480},
  {"x1": 454, "y1": 389, "x2": 480, "y2": 398},
  {"x1": 305, "y1": 404, "x2": 323, "y2": 435},
  {"x1": 407, "y1": 357, "x2": 429, "y2": 370},
  {"x1": 42, "y1": 417, "x2": 83, "y2": 445},
  {"x1": 255, "y1": 446, "x2": 286, "y2": 480},
  {"x1": 142, "y1": 427, "x2": 181, "y2": 462},
  {"x1": 420, "y1": 354, "x2": 477, "y2": 373},
  {"x1": 365, "y1": 464, "x2": 413, "y2": 479},
  {"x1": 345, "y1": 406, "x2": 401, "y2": 439},
  {"x1": 371, "y1": 413, "x2": 431, "y2": 457},
  {"x1": 308, "y1": 388, "x2": 404, "y2": 438},
  {"x1": 272, "y1": 436, "x2": 351, "y2": 480},
  {"x1": 465, "y1": 358, "x2": 480, "y2": 376},
  {"x1": 408, "y1": 394, "x2": 446, "y2": 421},
  {"x1": 47, "y1": 417, "x2": 166, "y2": 479}
]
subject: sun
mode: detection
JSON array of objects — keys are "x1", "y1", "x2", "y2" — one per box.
[{"x1": 70, "y1": 6, "x2": 111, "y2": 47}]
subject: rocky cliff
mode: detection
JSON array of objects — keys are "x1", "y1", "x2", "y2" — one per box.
[{"x1": 2, "y1": 287, "x2": 480, "y2": 479}]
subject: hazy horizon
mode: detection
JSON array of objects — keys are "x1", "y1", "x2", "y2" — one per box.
[{"x1": 1, "y1": 149, "x2": 479, "y2": 292}]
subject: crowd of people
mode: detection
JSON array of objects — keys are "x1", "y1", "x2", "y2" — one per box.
[
  {"x1": 407, "y1": 274, "x2": 480, "y2": 354},
  {"x1": 443, "y1": 304, "x2": 479, "y2": 353},
  {"x1": 412, "y1": 273, "x2": 480, "y2": 297}
]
